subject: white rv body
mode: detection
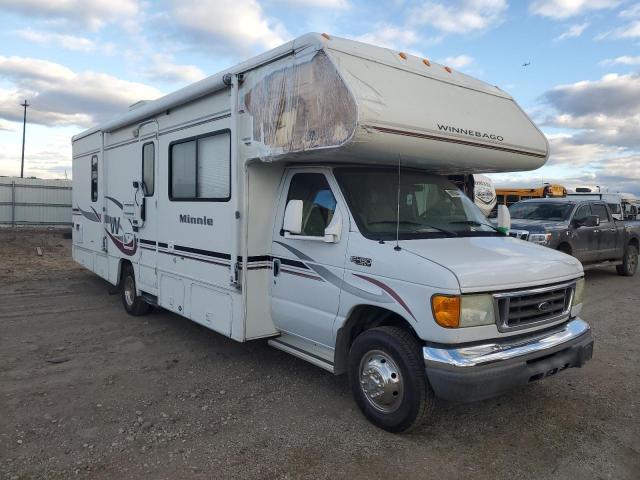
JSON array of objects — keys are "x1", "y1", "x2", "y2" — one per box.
[{"x1": 72, "y1": 33, "x2": 593, "y2": 431}]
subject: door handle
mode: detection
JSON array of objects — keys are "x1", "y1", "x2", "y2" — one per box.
[
  {"x1": 273, "y1": 258, "x2": 281, "y2": 277},
  {"x1": 609, "y1": 228, "x2": 616, "y2": 232}
]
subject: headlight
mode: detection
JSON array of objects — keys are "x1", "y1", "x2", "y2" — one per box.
[
  {"x1": 529, "y1": 233, "x2": 552, "y2": 245},
  {"x1": 432, "y1": 294, "x2": 495, "y2": 328},
  {"x1": 573, "y1": 278, "x2": 585, "y2": 306}
]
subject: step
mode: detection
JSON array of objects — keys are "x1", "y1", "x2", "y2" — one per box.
[{"x1": 268, "y1": 334, "x2": 335, "y2": 373}]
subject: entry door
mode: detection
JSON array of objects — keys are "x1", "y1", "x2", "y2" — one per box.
[
  {"x1": 270, "y1": 171, "x2": 348, "y2": 347},
  {"x1": 138, "y1": 140, "x2": 158, "y2": 292},
  {"x1": 570, "y1": 204, "x2": 598, "y2": 262}
]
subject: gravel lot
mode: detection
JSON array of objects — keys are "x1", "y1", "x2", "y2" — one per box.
[{"x1": 1, "y1": 229, "x2": 639, "y2": 479}]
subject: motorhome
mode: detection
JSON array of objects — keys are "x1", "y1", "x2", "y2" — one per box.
[
  {"x1": 472, "y1": 174, "x2": 497, "y2": 217},
  {"x1": 72, "y1": 33, "x2": 593, "y2": 432}
]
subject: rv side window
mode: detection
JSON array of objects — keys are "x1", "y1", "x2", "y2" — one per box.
[
  {"x1": 91, "y1": 155, "x2": 98, "y2": 202},
  {"x1": 170, "y1": 131, "x2": 230, "y2": 200},
  {"x1": 286, "y1": 173, "x2": 337, "y2": 237},
  {"x1": 142, "y1": 142, "x2": 154, "y2": 196}
]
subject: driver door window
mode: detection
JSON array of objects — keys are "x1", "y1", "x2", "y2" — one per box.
[{"x1": 286, "y1": 173, "x2": 337, "y2": 237}]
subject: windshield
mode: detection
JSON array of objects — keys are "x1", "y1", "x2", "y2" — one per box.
[
  {"x1": 334, "y1": 168, "x2": 498, "y2": 240},
  {"x1": 509, "y1": 202, "x2": 573, "y2": 221}
]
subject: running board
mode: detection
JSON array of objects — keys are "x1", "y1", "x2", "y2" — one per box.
[
  {"x1": 268, "y1": 335, "x2": 335, "y2": 373},
  {"x1": 583, "y1": 260, "x2": 623, "y2": 271}
]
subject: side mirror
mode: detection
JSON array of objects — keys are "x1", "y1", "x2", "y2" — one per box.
[
  {"x1": 584, "y1": 215, "x2": 600, "y2": 227},
  {"x1": 283, "y1": 199, "x2": 303, "y2": 234},
  {"x1": 497, "y1": 205, "x2": 511, "y2": 234},
  {"x1": 324, "y1": 210, "x2": 342, "y2": 243}
]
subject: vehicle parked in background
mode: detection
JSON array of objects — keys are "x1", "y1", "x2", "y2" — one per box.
[
  {"x1": 621, "y1": 193, "x2": 639, "y2": 221},
  {"x1": 508, "y1": 198, "x2": 640, "y2": 276},
  {"x1": 472, "y1": 174, "x2": 496, "y2": 217},
  {"x1": 490, "y1": 183, "x2": 566, "y2": 217}
]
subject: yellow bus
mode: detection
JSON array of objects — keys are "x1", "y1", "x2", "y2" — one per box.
[{"x1": 495, "y1": 184, "x2": 567, "y2": 208}]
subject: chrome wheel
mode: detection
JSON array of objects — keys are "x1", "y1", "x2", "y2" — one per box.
[
  {"x1": 358, "y1": 349, "x2": 404, "y2": 413},
  {"x1": 123, "y1": 275, "x2": 135, "y2": 307},
  {"x1": 628, "y1": 249, "x2": 638, "y2": 272}
]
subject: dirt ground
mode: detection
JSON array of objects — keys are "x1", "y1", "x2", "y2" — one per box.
[{"x1": 0, "y1": 229, "x2": 638, "y2": 479}]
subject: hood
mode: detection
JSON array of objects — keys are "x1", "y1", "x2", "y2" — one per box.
[
  {"x1": 400, "y1": 236, "x2": 582, "y2": 292},
  {"x1": 509, "y1": 219, "x2": 568, "y2": 232}
]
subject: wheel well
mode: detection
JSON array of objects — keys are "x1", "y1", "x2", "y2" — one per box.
[
  {"x1": 116, "y1": 259, "x2": 132, "y2": 286},
  {"x1": 628, "y1": 237, "x2": 639, "y2": 251},
  {"x1": 333, "y1": 305, "x2": 418, "y2": 375},
  {"x1": 557, "y1": 242, "x2": 572, "y2": 254}
]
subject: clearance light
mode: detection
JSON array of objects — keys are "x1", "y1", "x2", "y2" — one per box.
[
  {"x1": 321, "y1": 33, "x2": 331, "y2": 40},
  {"x1": 444, "y1": 66, "x2": 452, "y2": 73},
  {"x1": 573, "y1": 278, "x2": 585, "y2": 306},
  {"x1": 432, "y1": 295, "x2": 460, "y2": 328},
  {"x1": 399, "y1": 52, "x2": 408, "y2": 60},
  {"x1": 423, "y1": 58, "x2": 431, "y2": 67}
]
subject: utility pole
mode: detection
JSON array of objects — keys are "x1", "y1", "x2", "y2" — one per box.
[{"x1": 20, "y1": 99, "x2": 29, "y2": 178}]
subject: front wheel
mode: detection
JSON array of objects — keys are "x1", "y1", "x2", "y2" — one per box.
[
  {"x1": 616, "y1": 245, "x2": 638, "y2": 276},
  {"x1": 120, "y1": 264, "x2": 150, "y2": 315},
  {"x1": 348, "y1": 326, "x2": 435, "y2": 433}
]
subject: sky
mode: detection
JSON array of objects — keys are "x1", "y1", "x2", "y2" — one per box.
[{"x1": 0, "y1": 0, "x2": 639, "y2": 194}]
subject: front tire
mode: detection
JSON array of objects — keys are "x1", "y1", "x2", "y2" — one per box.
[
  {"x1": 616, "y1": 245, "x2": 638, "y2": 276},
  {"x1": 348, "y1": 326, "x2": 435, "y2": 433},
  {"x1": 120, "y1": 264, "x2": 150, "y2": 315}
]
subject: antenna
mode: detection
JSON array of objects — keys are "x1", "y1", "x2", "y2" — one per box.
[{"x1": 394, "y1": 156, "x2": 401, "y2": 251}]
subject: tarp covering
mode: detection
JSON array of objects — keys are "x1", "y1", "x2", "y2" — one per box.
[{"x1": 241, "y1": 51, "x2": 357, "y2": 157}]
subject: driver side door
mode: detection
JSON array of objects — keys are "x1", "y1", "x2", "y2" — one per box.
[
  {"x1": 570, "y1": 203, "x2": 598, "y2": 263},
  {"x1": 270, "y1": 170, "x2": 349, "y2": 347}
]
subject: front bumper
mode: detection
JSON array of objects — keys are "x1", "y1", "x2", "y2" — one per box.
[{"x1": 423, "y1": 318, "x2": 594, "y2": 402}]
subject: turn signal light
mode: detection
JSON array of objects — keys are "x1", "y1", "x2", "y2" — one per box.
[{"x1": 432, "y1": 295, "x2": 460, "y2": 328}]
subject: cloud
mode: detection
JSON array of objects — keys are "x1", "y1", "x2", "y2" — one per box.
[
  {"x1": 544, "y1": 134, "x2": 626, "y2": 166},
  {"x1": 438, "y1": 54, "x2": 474, "y2": 68},
  {"x1": 355, "y1": 24, "x2": 424, "y2": 52},
  {"x1": 168, "y1": 0, "x2": 289, "y2": 55},
  {"x1": 619, "y1": 3, "x2": 640, "y2": 18},
  {"x1": 600, "y1": 55, "x2": 640, "y2": 66},
  {"x1": 612, "y1": 20, "x2": 640, "y2": 38},
  {"x1": 555, "y1": 22, "x2": 589, "y2": 40},
  {"x1": 410, "y1": 0, "x2": 507, "y2": 34},
  {"x1": 284, "y1": 0, "x2": 350, "y2": 8},
  {"x1": 16, "y1": 28, "x2": 95, "y2": 52},
  {"x1": 529, "y1": 0, "x2": 620, "y2": 20},
  {"x1": 0, "y1": 56, "x2": 162, "y2": 128},
  {"x1": 144, "y1": 54, "x2": 207, "y2": 85},
  {"x1": 0, "y1": 119, "x2": 14, "y2": 131},
  {"x1": 0, "y1": 0, "x2": 139, "y2": 31},
  {"x1": 542, "y1": 73, "x2": 640, "y2": 148}
]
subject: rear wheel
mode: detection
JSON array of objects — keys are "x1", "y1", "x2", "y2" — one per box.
[
  {"x1": 121, "y1": 264, "x2": 150, "y2": 315},
  {"x1": 616, "y1": 245, "x2": 638, "y2": 276},
  {"x1": 348, "y1": 326, "x2": 435, "y2": 433}
]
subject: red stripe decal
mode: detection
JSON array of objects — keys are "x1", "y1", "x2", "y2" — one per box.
[{"x1": 353, "y1": 273, "x2": 416, "y2": 321}]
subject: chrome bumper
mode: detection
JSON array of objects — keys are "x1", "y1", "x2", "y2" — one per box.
[
  {"x1": 423, "y1": 318, "x2": 591, "y2": 369},
  {"x1": 422, "y1": 318, "x2": 593, "y2": 401}
]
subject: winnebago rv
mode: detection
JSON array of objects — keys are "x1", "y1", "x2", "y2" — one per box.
[{"x1": 72, "y1": 33, "x2": 593, "y2": 432}]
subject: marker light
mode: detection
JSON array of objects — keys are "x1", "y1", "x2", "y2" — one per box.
[
  {"x1": 573, "y1": 278, "x2": 585, "y2": 306},
  {"x1": 399, "y1": 52, "x2": 408, "y2": 60},
  {"x1": 423, "y1": 59, "x2": 431, "y2": 66},
  {"x1": 432, "y1": 295, "x2": 460, "y2": 328},
  {"x1": 444, "y1": 66, "x2": 452, "y2": 73},
  {"x1": 321, "y1": 33, "x2": 331, "y2": 40}
]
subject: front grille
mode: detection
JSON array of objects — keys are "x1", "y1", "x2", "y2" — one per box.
[
  {"x1": 508, "y1": 230, "x2": 529, "y2": 241},
  {"x1": 494, "y1": 282, "x2": 575, "y2": 332}
]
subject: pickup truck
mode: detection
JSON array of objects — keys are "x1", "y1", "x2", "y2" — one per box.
[{"x1": 508, "y1": 198, "x2": 640, "y2": 276}]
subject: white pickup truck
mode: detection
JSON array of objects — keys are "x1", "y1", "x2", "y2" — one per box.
[{"x1": 72, "y1": 33, "x2": 594, "y2": 433}]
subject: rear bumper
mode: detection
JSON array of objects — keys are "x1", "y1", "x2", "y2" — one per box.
[{"x1": 423, "y1": 318, "x2": 594, "y2": 402}]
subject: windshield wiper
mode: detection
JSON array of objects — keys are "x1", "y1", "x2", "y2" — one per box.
[
  {"x1": 449, "y1": 220, "x2": 497, "y2": 230},
  {"x1": 368, "y1": 220, "x2": 458, "y2": 236}
]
